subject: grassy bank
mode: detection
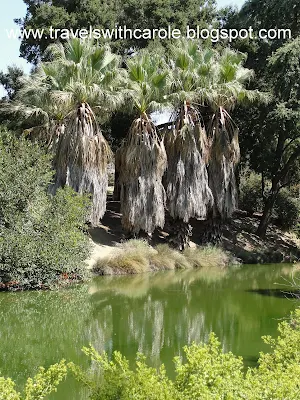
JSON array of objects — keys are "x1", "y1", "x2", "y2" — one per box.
[{"x1": 93, "y1": 240, "x2": 235, "y2": 275}]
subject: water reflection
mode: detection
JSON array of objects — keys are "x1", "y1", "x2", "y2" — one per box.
[
  {"x1": 0, "y1": 264, "x2": 298, "y2": 400},
  {"x1": 87, "y1": 265, "x2": 299, "y2": 370}
]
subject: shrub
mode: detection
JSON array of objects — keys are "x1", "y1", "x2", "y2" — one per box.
[
  {"x1": 239, "y1": 170, "x2": 264, "y2": 214},
  {"x1": 150, "y1": 244, "x2": 191, "y2": 270},
  {"x1": 183, "y1": 246, "x2": 230, "y2": 268},
  {"x1": 93, "y1": 240, "x2": 153, "y2": 275},
  {"x1": 94, "y1": 240, "x2": 233, "y2": 275},
  {"x1": 274, "y1": 188, "x2": 300, "y2": 230},
  {"x1": 0, "y1": 128, "x2": 91, "y2": 289},
  {"x1": 0, "y1": 361, "x2": 67, "y2": 400}
]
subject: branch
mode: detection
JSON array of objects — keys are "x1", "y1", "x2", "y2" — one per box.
[{"x1": 278, "y1": 145, "x2": 300, "y2": 182}]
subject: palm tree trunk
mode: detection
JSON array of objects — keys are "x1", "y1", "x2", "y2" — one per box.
[
  {"x1": 166, "y1": 216, "x2": 192, "y2": 251},
  {"x1": 113, "y1": 148, "x2": 121, "y2": 201},
  {"x1": 119, "y1": 116, "x2": 167, "y2": 235},
  {"x1": 198, "y1": 209, "x2": 222, "y2": 245}
]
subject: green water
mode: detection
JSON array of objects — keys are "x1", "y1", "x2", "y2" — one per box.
[{"x1": 0, "y1": 264, "x2": 299, "y2": 399}]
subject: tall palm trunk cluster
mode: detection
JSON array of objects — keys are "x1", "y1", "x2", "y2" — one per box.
[
  {"x1": 52, "y1": 103, "x2": 110, "y2": 226},
  {"x1": 164, "y1": 103, "x2": 213, "y2": 249},
  {"x1": 119, "y1": 115, "x2": 167, "y2": 235},
  {"x1": 5, "y1": 38, "x2": 265, "y2": 248}
]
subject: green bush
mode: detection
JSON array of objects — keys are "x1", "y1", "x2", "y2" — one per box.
[
  {"x1": 0, "y1": 361, "x2": 67, "y2": 400},
  {"x1": 0, "y1": 128, "x2": 91, "y2": 289},
  {"x1": 239, "y1": 171, "x2": 264, "y2": 214},
  {"x1": 274, "y1": 189, "x2": 300, "y2": 230},
  {"x1": 239, "y1": 170, "x2": 300, "y2": 230}
]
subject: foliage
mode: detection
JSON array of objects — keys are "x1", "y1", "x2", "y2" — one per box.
[
  {"x1": 163, "y1": 40, "x2": 265, "y2": 247},
  {"x1": 274, "y1": 189, "x2": 300, "y2": 230},
  {"x1": 225, "y1": 2, "x2": 300, "y2": 236},
  {"x1": 0, "y1": 65, "x2": 25, "y2": 101},
  {"x1": 0, "y1": 360, "x2": 67, "y2": 400},
  {"x1": 69, "y1": 309, "x2": 300, "y2": 399},
  {"x1": 239, "y1": 170, "x2": 300, "y2": 230},
  {"x1": 165, "y1": 42, "x2": 214, "y2": 228},
  {"x1": 239, "y1": 170, "x2": 264, "y2": 214},
  {"x1": 93, "y1": 239, "x2": 231, "y2": 275},
  {"x1": 17, "y1": 0, "x2": 217, "y2": 64},
  {"x1": 3, "y1": 38, "x2": 124, "y2": 225},
  {"x1": 0, "y1": 128, "x2": 91, "y2": 289},
  {"x1": 5, "y1": 0, "x2": 300, "y2": 239},
  {"x1": 0, "y1": 361, "x2": 67, "y2": 400}
]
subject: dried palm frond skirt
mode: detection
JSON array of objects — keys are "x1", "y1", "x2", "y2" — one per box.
[
  {"x1": 164, "y1": 113, "x2": 213, "y2": 222},
  {"x1": 51, "y1": 103, "x2": 111, "y2": 226},
  {"x1": 119, "y1": 117, "x2": 167, "y2": 235}
]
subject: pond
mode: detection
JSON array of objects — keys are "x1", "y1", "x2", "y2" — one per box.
[{"x1": 0, "y1": 264, "x2": 299, "y2": 399}]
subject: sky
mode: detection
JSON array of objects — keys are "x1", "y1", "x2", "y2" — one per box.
[{"x1": 0, "y1": 0, "x2": 245, "y2": 96}]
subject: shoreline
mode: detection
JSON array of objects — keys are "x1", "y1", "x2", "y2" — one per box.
[{"x1": 85, "y1": 197, "x2": 300, "y2": 275}]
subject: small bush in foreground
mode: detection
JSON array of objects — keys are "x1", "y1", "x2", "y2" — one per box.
[
  {"x1": 0, "y1": 129, "x2": 91, "y2": 289},
  {"x1": 0, "y1": 361, "x2": 67, "y2": 400},
  {"x1": 93, "y1": 239, "x2": 232, "y2": 275}
]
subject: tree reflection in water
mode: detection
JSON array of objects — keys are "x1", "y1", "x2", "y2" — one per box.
[{"x1": 0, "y1": 264, "x2": 298, "y2": 399}]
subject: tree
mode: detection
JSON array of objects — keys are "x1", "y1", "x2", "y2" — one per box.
[
  {"x1": 16, "y1": 0, "x2": 122, "y2": 64},
  {"x1": 16, "y1": 0, "x2": 217, "y2": 64},
  {"x1": 118, "y1": 50, "x2": 169, "y2": 236},
  {"x1": 0, "y1": 65, "x2": 25, "y2": 100},
  {"x1": 0, "y1": 127, "x2": 91, "y2": 289},
  {"x1": 164, "y1": 40, "x2": 214, "y2": 249},
  {"x1": 164, "y1": 41, "x2": 263, "y2": 247},
  {"x1": 203, "y1": 48, "x2": 266, "y2": 242},
  {"x1": 256, "y1": 37, "x2": 300, "y2": 236},
  {"x1": 3, "y1": 38, "x2": 124, "y2": 225},
  {"x1": 223, "y1": 0, "x2": 300, "y2": 77},
  {"x1": 223, "y1": 0, "x2": 300, "y2": 236}
]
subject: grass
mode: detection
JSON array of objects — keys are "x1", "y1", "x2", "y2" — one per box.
[{"x1": 93, "y1": 240, "x2": 234, "y2": 275}]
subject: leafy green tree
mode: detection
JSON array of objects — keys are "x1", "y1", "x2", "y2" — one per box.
[
  {"x1": 223, "y1": 0, "x2": 300, "y2": 77},
  {"x1": 0, "y1": 66, "x2": 25, "y2": 101},
  {"x1": 16, "y1": 0, "x2": 121, "y2": 64},
  {"x1": 253, "y1": 37, "x2": 300, "y2": 236},
  {"x1": 0, "y1": 127, "x2": 91, "y2": 289},
  {"x1": 222, "y1": 1, "x2": 300, "y2": 236},
  {"x1": 16, "y1": 0, "x2": 217, "y2": 64}
]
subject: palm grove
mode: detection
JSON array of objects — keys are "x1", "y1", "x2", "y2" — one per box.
[{"x1": 1, "y1": 0, "x2": 300, "y2": 288}]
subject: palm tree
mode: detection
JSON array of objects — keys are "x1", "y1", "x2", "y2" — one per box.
[
  {"x1": 203, "y1": 48, "x2": 267, "y2": 242},
  {"x1": 4, "y1": 39, "x2": 125, "y2": 226},
  {"x1": 1, "y1": 69, "x2": 67, "y2": 147},
  {"x1": 164, "y1": 40, "x2": 214, "y2": 249},
  {"x1": 118, "y1": 50, "x2": 170, "y2": 237}
]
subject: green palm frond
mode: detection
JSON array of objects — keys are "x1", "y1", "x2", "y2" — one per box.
[
  {"x1": 126, "y1": 50, "x2": 171, "y2": 115},
  {"x1": 65, "y1": 38, "x2": 85, "y2": 63}
]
